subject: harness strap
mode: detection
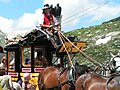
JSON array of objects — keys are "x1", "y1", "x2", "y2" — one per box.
[
  {"x1": 58, "y1": 31, "x2": 74, "y2": 68},
  {"x1": 59, "y1": 31, "x2": 103, "y2": 68},
  {"x1": 42, "y1": 81, "x2": 70, "y2": 90},
  {"x1": 106, "y1": 77, "x2": 114, "y2": 90},
  {"x1": 67, "y1": 68, "x2": 75, "y2": 82}
]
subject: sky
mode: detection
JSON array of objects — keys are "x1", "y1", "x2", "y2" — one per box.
[{"x1": 0, "y1": 0, "x2": 120, "y2": 35}]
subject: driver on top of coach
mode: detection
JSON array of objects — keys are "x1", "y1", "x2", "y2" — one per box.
[
  {"x1": 40, "y1": 4, "x2": 57, "y2": 34},
  {"x1": 39, "y1": 4, "x2": 61, "y2": 48}
]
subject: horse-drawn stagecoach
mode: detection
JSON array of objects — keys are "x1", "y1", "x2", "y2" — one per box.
[
  {"x1": 2, "y1": 26, "x2": 119, "y2": 90},
  {"x1": 2, "y1": 28, "x2": 87, "y2": 89}
]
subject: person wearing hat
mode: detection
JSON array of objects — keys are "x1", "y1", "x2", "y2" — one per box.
[
  {"x1": 22, "y1": 73, "x2": 32, "y2": 90},
  {"x1": 39, "y1": 4, "x2": 61, "y2": 48},
  {"x1": 40, "y1": 4, "x2": 57, "y2": 32}
]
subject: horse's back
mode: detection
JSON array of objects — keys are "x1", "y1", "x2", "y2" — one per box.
[
  {"x1": 75, "y1": 73, "x2": 120, "y2": 90},
  {"x1": 76, "y1": 73, "x2": 108, "y2": 90},
  {"x1": 38, "y1": 66, "x2": 61, "y2": 89},
  {"x1": 75, "y1": 74, "x2": 89, "y2": 90},
  {"x1": 44, "y1": 70, "x2": 61, "y2": 87},
  {"x1": 41, "y1": 66, "x2": 60, "y2": 78}
]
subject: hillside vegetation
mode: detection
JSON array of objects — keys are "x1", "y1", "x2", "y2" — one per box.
[{"x1": 66, "y1": 17, "x2": 120, "y2": 67}]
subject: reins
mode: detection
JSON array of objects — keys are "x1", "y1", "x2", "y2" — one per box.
[
  {"x1": 58, "y1": 30, "x2": 103, "y2": 68},
  {"x1": 41, "y1": 81, "x2": 70, "y2": 90},
  {"x1": 58, "y1": 30, "x2": 74, "y2": 68}
]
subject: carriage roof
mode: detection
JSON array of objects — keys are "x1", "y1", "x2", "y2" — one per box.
[
  {"x1": 4, "y1": 29, "x2": 87, "y2": 54},
  {"x1": 4, "y1": 29, "x2": 55, "y2": 51}
]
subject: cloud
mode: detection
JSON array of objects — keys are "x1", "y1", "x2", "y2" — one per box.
[
  {"x1": 0, "y1": 16, "x2": 13, "y2": 32},
  {"x1": 0, "y1": 8, "x2": 43, "y2": 34},
  {"x1": 43, "y1": 0, "x2": 120, "y2": 31},
  {"x1": 0, "y1": 0, "x2": 11, "y2": 3},
  {"x1": 86, "y1": 4, "x2": 120, "y2": 23},
  {"x1": 0, "y1": 0, "x2": 120, "y2": 34}
]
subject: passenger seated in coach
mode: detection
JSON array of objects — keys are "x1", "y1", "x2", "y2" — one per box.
[
  {"x1": 35, "y1": 51, "x2": 48, "y2": 67},
  {"x1": 9, "y1": 58, "x2": 15, "y2": 70},
  {"x1": 0, "y1": 56, "x2": 7, "y2": 69},
  {"x1": 25, "y1": 58, "x2": 31, "y2": 65}
]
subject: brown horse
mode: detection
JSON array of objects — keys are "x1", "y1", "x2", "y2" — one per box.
[
  {"x1": 75, "y1": 73, "x2": 120, "y2": 90},
  {"x1": 38, "y1": 62, "x2": 90, "y2": 90}
]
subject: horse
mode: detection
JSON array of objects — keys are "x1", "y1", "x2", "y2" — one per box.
[
  {"x1": 93, "y1": 52, "x2": 120, "y2": 76},
  {"x1": 75, "y1": 73, "x2": 120, "y2": 90},
  {"x1": 38, "y1": 62, "x2": 90, "y2": 90},
  {"x1": 110, "y1": 52, "x2": 120, "y2": 72}
]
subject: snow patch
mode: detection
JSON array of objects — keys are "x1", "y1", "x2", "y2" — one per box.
[{"x1": 95, "y1": 36, "x2": 111, "y2": 45}]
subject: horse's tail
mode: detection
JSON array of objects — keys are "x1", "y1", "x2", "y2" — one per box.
[
  {"x1": 38, "y1": 73, "x2": 40, "y2": 84},
  {"x1": 38, "y1": 73, "x2": 42, "y2": 90},
  {"x1": 38, "y1": 72, "x2": 44, "y2": 90}
]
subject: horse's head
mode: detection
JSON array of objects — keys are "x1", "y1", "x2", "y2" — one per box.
[
  {"x1": 110, "y1": 52, "x2": 120, "y2": 71},
  {"x1": 74, "y1": 62, "x2": 90, "y2": 76}
]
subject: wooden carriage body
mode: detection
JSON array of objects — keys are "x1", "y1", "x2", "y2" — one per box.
[{"x1": 3, "y1": 29, "x2": 87, "y2": 87}]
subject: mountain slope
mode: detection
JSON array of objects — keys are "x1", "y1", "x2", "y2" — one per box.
[{"x1": 66, "y1": 17, "x2": 120, "y2": 67}]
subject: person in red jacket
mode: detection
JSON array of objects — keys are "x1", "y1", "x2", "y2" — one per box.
[
  {"x1": 40, "y1": 4, "x2": 56, "y2": 32},
  {"x1": 40, "y1": 4, "x2": 61, "y2": 48}
]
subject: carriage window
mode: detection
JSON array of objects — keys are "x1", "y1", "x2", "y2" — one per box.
[
  {"x1": 22, "y1": 47, "x2": 31, "y2": 66},
  {"x1": 8, "y1": 51, "x2": 15, "y2": 70},
  {"x1": 34, "y1": 47, "x2": 48, "y2": 67}
]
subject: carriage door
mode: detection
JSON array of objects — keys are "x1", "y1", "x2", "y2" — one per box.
[
  {"x1": 7, "y1": 49, "x2": 20, "y2": 81},
  {"x1": 34, "y1": 46, "x2": 46, "y2": 72},
  {"x1": 7, "y1": 49, "x2": 20, "y2": 71}
]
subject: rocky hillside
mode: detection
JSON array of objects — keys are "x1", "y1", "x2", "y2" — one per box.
[
  {"x1": 0, "y1": 30, "x2": 6, "y2": 47},
  {"x1": 66, "y1": 17, "x2": 120, "y2": 67}
]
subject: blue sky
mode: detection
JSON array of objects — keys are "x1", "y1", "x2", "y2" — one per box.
[
  {"x1": 0, "y1": 0, "x2": 43, "y2": 19},
  {"x1": 0, "y1": 0, "x2": 120, "y2": 34}
]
